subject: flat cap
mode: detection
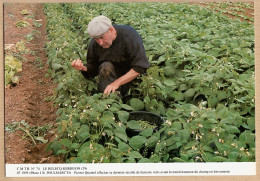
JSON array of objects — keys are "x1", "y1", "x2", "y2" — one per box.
[{"x1": 87, "y1": 15, "x2": 112, "y2": 38}]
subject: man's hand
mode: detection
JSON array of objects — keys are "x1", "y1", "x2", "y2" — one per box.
[
  {"x1": 71, "y1": 59, "x2": 87, "y2": 71},
  {"x1": 104, "y1": 81, "x2": 120, "y2": 94},
  {"x1": 103, "y1": 69, "x2": 140, "y2": 95}
]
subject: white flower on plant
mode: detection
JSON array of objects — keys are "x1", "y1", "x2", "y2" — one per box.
[
  {"x1": 231, "y1": 143, "x2": 237, "y2": 147},
  {"x1": 196, "y1": 134, "x2": 199, "y2": 140},
  {"x1": 240, "y1": 147, "x2": 245, "y2": 151},
  {"x1": 165, "y1": 120, "x2": 172, "y2": 125}
]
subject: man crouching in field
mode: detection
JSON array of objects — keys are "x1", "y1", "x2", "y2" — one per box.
[{"x1": 71, "y1": 15, "x2": 149, "y2": 96}]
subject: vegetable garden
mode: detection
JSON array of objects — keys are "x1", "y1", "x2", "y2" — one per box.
[{"x1": 44, "y1": 2, "x2": 255, "y2": 163}]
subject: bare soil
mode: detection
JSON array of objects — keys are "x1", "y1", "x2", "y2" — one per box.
[
  {"x1": 4, "y1": 3, "x2": 62, "y2": 164},
  {"x1": 194, "y1": 1, "x2": 254, "y2": 23}
]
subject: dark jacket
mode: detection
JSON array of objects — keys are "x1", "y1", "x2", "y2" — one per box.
[{"x1": 81, "y1": 25, "x2": 150, "y2": 79}]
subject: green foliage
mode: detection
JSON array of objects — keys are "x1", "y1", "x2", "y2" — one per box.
[
  {"x1": 5, "y1": 120, "x2": 53, "y2": 145},
  {"x1": 16, "y1": 20, "x2": 30, "y2": 27},
  {"x1": 44, "y1": 2, "x2": 255, "y2": 163},
  {"x1": 5, "y1": 55, "x2": 22, "y2": 87}
]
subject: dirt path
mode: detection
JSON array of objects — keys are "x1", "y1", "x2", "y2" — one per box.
[{"x1": 4, "y1": 3, "x2": 61, "y2": 164}]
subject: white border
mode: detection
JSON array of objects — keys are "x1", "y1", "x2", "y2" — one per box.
[{"x1": 6, "y1": 162, "x2": 256, "y2": 177}]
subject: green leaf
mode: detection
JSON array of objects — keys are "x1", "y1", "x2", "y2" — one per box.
[
  {"x1": 35, "y1": 136, "x2": 48, "y2": 144},
  {"x1": 146, "y1": 135, "x2": 160, "y2": 148},
  {"x1": 139, "y1": 128, "x2": 153, "y2": 137},
  {"x1": 129, "y1": 136, "x2": 146, "y2": 150},
  {"x1": 228, "y1": 152, "x2": 239, "y2": 160},
  {"x1": 117, "y1": 111, "x2": 129, "y2": 123},
  {"x1": 241, "y1": 155, "x2": 250, "y2": 162},
  {"x1": 208, "y1": 96, "x2": 218, "y2": 108},
  {"x1": 76, "y1": 125, "x2": 90, "y2": 142},
  {"x1": 172, "y1": 157, "x2": 186, "y2": 162},
  {"x1": 150, "y1": 154, "x2": 160, "y2": 162},
  {"x1": 164, "y1": 79, "x2": 176, "y2": 87},
  {"x1": 171, "y1": 91, "x2": 184, "y2": 101},
  {"x1": 226, "y1": 125, "x2": 240, "y2": 134},
  {"x1": 155, "y1": 141, "x2": 166, "y2": 153},
  {"x1": 11, "y1": 76, "x2": 19, "y2": 84},
  {"x1": 104, "y1": 129, "x2": 113, "y2": 137},
  {"x1": 179, "y1": 84, "x2": 188, "y2": 92},
  {"x1": 185, "y1": 89, "x2": 195, "y2": 98},
  {"x1": 125, "y1": 157, "x2": 136, "y2": 163},
  {"x1": 114, "y1": 127, "x2": 128, "y2": 142},
  {"x1": 186, "y1": 149, "x2": 199, "y2": 158},
  {"x1": 211, "y1": 156, "x2": 227, "y2": 162},
  {"x1": 165, "y1": 136, "x2": 177, "y2": 147},
  {"x1": 70, "y1": 143, "x2": 80, "y2": 151},
  {"x1": 121, "y1": 104, "x2": 134, "y2": 111},
  {"x1": 138, "y1": 158, "x2": 152, "y2": 163},
  {"x1": 100, "y1": 111, "x2": 114, "y2": 123},
  {"x1": 239, "y1": 130, "x2": 255, "y2": 144},
  {"x1": 180, "y1": 129, "x2": 190, "y2": 141},
  {"x1": 111, "y1": 148, "x2": 122, "y2": 158},
  {"x1": 115, "y1": 132, "x2": 128, "y2": 143},
  {"x1": 167, "y1": 142, "x2": 182, "y2": 151},
  {"x1": 130, "y1": 98, "x2": 144, "y2": 111},
  {"x1": 57, "y1": 149, "x2": 67, "y2": 155},
  {"x1": 52, "y1": 63, "x2": 63, "y2": 70},
  {"x1": 50, "y1": 141, "x2": 62, "y2": 155},
  {"x1": 180, "y1": 154, "x2": 189, "y2": 161},
  {"x1": 127, "y1": 120, "x2": 142, "y2": 130},
  {"x1": 164, "y1": 66, "x2": 175, "y2": 76},
  {"x1": 128, "y1": 151, "x2": 143, "y2": 159},
  {"x1": 247, "y1": 117, "x2": 255, "y2": 131},
  {"x1": 217, "y1": 90, "x2": 227, "y2": 101},
  {"x1": 154, "y1": 55, "x2": 165, "y2": 64},
  {"x1": 118, "y1": 142, "x2": 132, "y2": 153},
  {"x1": 172, "y1": 122, "x2": 182, "y2": 130},
  {"x1": 61, "y1": 139, "x2": 71, "y2": 147},
  {"x1": 202, "y1": 145, "x2": 214, "y2": 153}
]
